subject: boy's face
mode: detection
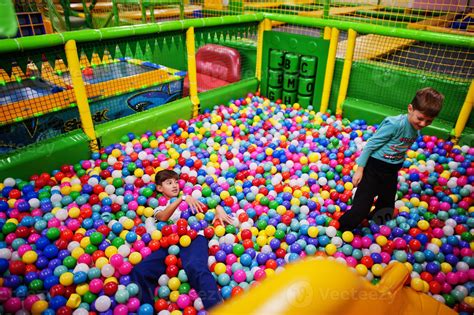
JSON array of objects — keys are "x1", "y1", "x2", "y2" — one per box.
[
  {"x1": 157, "y1": 178, "x2": 180, "y2": 198},
  {"x1": 407, "y1": 104, "x2": 435, "y2": 130}
]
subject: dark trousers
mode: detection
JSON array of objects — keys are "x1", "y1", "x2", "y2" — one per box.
[
  {"x1": 130, "y1": 235, "x2": 222, "y2": 309},
  {"x1": 338, "y1": 157, "x2": 402, "y2": 232}
]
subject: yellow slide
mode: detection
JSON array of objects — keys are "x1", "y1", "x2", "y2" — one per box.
[{"x1": 210, "y1": 258, "x2": 456, "y2": 315}]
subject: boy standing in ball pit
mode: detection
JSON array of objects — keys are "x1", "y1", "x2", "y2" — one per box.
[
  {"x1": 130, "y1": 169, "x2": 233, "y2": 310},
  {"x1": 338, "y1": 87, "x2": 444, "y2": 231}
]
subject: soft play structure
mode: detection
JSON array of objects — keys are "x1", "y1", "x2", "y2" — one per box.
[
  {"x1": 0, "y1": 1, "x2": 473, "y2": 315},
  {"x1": 182, "y1": 44, "x2": 241, "y2": 97}
]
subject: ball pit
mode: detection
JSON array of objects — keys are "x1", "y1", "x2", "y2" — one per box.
[{"x1": 0, "y1": 93, "x2": 473, "y2": 314}]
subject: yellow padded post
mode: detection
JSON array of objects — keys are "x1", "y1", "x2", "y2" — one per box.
[
  {"x1": 453, "y1": 80, "x2": 474, "y2": 143},
  {"x1": 320, "y1": 27, "x2": 339, "y2": 113},
  {"x1": 336, "y1": 28, "x2": 357, "y2": 115},
  {"x1": 64, "y1": 40, "x2": 99, "y2": 152},
  {"x1": 186, "y1": 26, "x2": 200, "y2": 117}
]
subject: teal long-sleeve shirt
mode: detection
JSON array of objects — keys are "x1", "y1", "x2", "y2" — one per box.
[{"x1": 356, "y1": 114, "x2": 419, "y2": 167}]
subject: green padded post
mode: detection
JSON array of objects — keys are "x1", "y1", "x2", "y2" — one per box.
[
  {"x1": 300, "y1": 56, "x2": 317, "y2": 77},
  {"x1": 269, "y1": 50, "x2": 284, "y2": 69},
  {"x1": 283, "y1": 73, "x2": 298, "y2": 92},
  {"x1": 298, "y1": 77, "x2": 314, "y2": 96},
  {"x1": 268, "y1": 87, "x2": 282, "y2": 102},
  {"x1": 283, "y1": 53, "x2": 299, "y2": 74},
  {"x1": 282, "y1": 91, "x2": 297, "y2": 105},
  {"x1": 268, "y1": 69, "x2": 283, "y2": 87}
]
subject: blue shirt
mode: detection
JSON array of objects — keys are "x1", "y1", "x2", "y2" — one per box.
[{"x1": 357, "y1": 114, "x2": 419, "y2": 167}]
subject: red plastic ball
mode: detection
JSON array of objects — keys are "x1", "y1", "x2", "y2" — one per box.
[
  {"x1": 103, "y1": 282, "x2": 118, "y2": 296},
  {"x1": 166, "y1": 265, "x2": 179, "y2": 277},
  {"x1": 9, "y1": 261, "x2": 25, "y2": 275},
  {"x1": 165, "y1": 255, "x2": 178, "y2": 266}
]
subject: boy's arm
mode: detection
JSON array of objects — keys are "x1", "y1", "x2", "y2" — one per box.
[
  {"x1": 356, "y1": 118, "x2": 396, "y2": 167},
  {"x1": 154, "y1": 198, "x2": 182, "y2": 221}
]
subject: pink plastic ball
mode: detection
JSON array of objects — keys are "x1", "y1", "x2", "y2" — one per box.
[
  {"x1": 127, "y1": 297, "x2": 140, "y2": 312},
  {"x1": 78, "y1": 254, "x2": 92, "y2": 265},
  {"x1": 446, "y1": 272, "x2": 459, "y2": 285},
  {"x1": 24, "y1": 295, "x2": 40, "y2": 311},
  {"x1": 110, "y1": 254, "x2": 124, "y2": 268},
  {"x1": 4, "y1": 297, "x2": 22, "y2": 313},
  {"x1": 18, "y1": 245, "x2": 32, "y2": 257},
  {"x1": 28, "y1": 233, "x2": 41, "y2": 243},
  {"x1": 133, "y1": 240, "x2": 145, "y2": 251},
  {"x1": 114, "y1": 304, "x2": 129, "y2": 315},
  {"x1": 48, "y1": 218, "x2": 61, "y2": 228},
  {"x1": 140, "y1": 247, "x2": 151, "y2": 258},
  {"x1": 253, "y1": 269, "x2": 266, "y2": 281},
  {"x1": 0, "y1": 287, "x2": 12, "y2": 302},
  {"x1": 188, "y1": 289, "x2": 199, "y2": 301},
  {"x1": 119, "y1": 262, "x2": 133, "y2": 275},
  {"x1": 226, "y1": 254, "x2": 237, "y2": 265},
  {"x1": 176, "y1": 294, "x2": 191, "y2": 309},
  {"x1": 89, "y1": 279, "x2": 103, "y2": 294},
  {"x1": 233, "y1": 270, "x2": 247, "y2": 283},
  {"x1": 345, "y1": 257, "x2": 357, "y2": 267}
]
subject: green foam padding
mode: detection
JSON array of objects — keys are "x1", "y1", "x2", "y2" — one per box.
[
  {"x1": 343, "y1": 97, "x2": 452, "y2": 139},
  {"x1": 0, "y1": 130, "x2": 90, "y2": 181},
  {"x1": 199, "y1": 78, "x2": 259, "y2": 112}
]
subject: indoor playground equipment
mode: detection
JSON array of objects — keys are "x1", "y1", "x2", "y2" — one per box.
[
  {"x1": 0, "y1": 52, "x2": 185, "y2": 154},
  {"x1": 0, "y1": 1, "x2": 473, "y2": 315}
]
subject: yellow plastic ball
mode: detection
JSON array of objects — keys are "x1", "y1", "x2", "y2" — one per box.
[
  {"x1": 276, "y1": 206, "x2": 286, "y2": 215},
  {"x1": 169, "y1": 290, "x2": 180, "y2": 302},
  {"x1": 123, "y1": 219, "x2": 134, "y2": 230},
  {"x1": 111, "y1": 149, "x2": 122, "y2": 158},
  {"x1": 32, "y1": 300, "x2": 49, "y2": 315},
  {"x1": 256, "y1": 235, "x2": 267, "y2": 247},
  {"x1": 342, "y1": 231, "x2": 354, "y2": 243},
  {"x1": 151, "y1": 230, "x2": 162, "y2": 240},
  {"x1": 71, "y1": 247, "x2": 85, "y2": 260},
  {"x1": 376, "y1": 235, "x2": 388, "y2": 246},
  {"x1": 220, "y1": 191, "x2": 230, "y2": 200},
  {"x1": 355, "y1": 264, "x2": 368, "y2": 276},
  {"x1": 441, "y1": 262, "x2": 452, "y2": 273},
  {"x1": 60, "y1": 272, "x2": 74, "y2": 286},
  {"x1": 79, "y1": 237, "x2": 90, "y2": 248},
  {"x1": 344, "y1": 182, "x2": 353, "y2": 191},
  {"x1": 265, "y1": 268, "x2": 275, "y2": 278},
  {"x1": 371, "y1": 264, "x2": 384, "y2": 277},
  {"x1": 95, "y1": 257, "x2": 109, "y2": 269},
  {"x1": 308, "y1": 226, "x2": 319, "y2": 238},
  {"x1": 265, "y1": 225, "x2": 276, "y2": 237},
  {"x1": 214, "y1": 263, "x2": 227, "y2": 275},
  {"x1": 325, "y1": 244, "x2": 337, "y2": 256},
  {"x1": 179, "y1": 235, "x2": 191, "y2": 247},
  {"x1": 464, "y1": 296, "x2": 474, "y2": 308},
  {"x1": 417, "y1": 220, "x2": 429, "y2": 230},
  {"x1": 105, "y1": 246, "x2": 118, "y2": 258},
  {"x1": 215, "y1": 225, "x2": 225, "y2": 237},
  {"x1": 68, "y1": 207, "x2": 80, "y2": 219},
  {"x1": 22, "y1": 251, "x2": 38, "y2": 264},
  {"x1": 134, "y1": 168, "x2": 144, "y2": 177},
  {"x1": 410, "y1": 278, "x2": 424, "y2": 292},
  {"x1": 76, "y1": 283, "x2": 89, "y2": 296},
  {"x1": 168, "y1": 277, "x2": 181, "y2": 291},
  {"x1": 129, "y1": 252, "x2": 142, "y2": 265}
]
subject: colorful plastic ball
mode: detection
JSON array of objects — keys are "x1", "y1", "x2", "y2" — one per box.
[{"x1": 95, "y1": 295, "x2": 111, "y2": 312}]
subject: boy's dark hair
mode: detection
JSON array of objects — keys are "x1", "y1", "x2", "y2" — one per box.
[
  {"x1": 155, "y1": 170, "x2": 179, "y2": 185},
  {"x1": 411, "y1": 87, "x2": 444, "y2": 117}
]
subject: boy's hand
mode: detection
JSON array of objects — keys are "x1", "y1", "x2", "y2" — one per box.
[
  {"x1": 352, "y1": 167, "x2": 364, "y2": 187},
  {"x1": 213, "y1": 205, "x2": 234, "y2": 225},
  {"x1": 185, "y1": 196, "x2": 205, "y2": 214}
]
